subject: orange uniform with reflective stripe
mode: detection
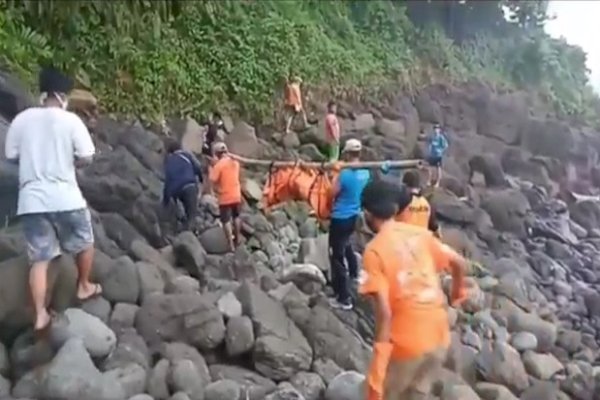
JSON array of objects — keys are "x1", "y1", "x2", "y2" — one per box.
[
  {"x1": 395, "y1": 195, "x2": 431, "y2": 229},
  {"x1": 359, "y1": 221, "x2": 453, "y2": 361}
]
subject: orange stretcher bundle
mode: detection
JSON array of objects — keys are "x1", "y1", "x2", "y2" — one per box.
[{"x1": 262, "y1": 164, "x2": 339, "y2": 220}]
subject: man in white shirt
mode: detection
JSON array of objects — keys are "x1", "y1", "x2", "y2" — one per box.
[{"x1": 5, "y1": 67, "x2": 100, "y2": 333}]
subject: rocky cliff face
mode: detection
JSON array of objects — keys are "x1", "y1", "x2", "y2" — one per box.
[{"x1": 1, "y1": 74, "x2": 600, "y2": 400}]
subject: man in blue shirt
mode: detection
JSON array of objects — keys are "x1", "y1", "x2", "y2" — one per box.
[
  {"x1": 427, "y1": 123, "x2": 449, "y2": 188},
  {"x1": 162, "y1": 138, "x2": 203, "y2": 233},
  {"x1": 329, "y1": 138, "x2": 371, "y2": 310}
]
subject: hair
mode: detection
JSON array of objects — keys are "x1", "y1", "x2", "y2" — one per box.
[
  {"x1": 164, "y1": 137, "x2": 181, "y2": 154},
  {"x1": 402, "y1": 170, "x2": 421, "y2": 189},
  {"x1": 327, "y1": 100, "x2": 336, "y2": 111},
  {"x1": 361, "y1": 179, "x2": 402, "y2": 220},
  {"x1": 212, "y1": 111, "x2": 222, "y2": 120}
]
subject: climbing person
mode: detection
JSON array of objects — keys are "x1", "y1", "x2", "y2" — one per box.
[
  {"x1": 162, "y1": 137, "x2": 203, "y2": 233},
  {"x1": 324, "y1": 100, "x2": 341, "y2": 162},
  {"x1": 396, "y1": 169, "x2": 440, "y2": 237},
  {"x1": 426, "y1": 123, "x2": 449, "y2": 188},
  {"x1": 201, "y1": 111, "x2": 229, "y2": 193},
  {"x1": 209, "y1": 142, "x2": 242, "y2": 252},
  {"x1": 328, "y1": 138, "x2": 371, "y2": 310},
  {"x1": 358, "y1": 179, "x2": 468, "y2": 400},
  {"x1": 284, "y1": 75, "x2": 308, "y2": 134},
  {"x1": 4, "y1": 66, "x2": 100, "y2": 333}
]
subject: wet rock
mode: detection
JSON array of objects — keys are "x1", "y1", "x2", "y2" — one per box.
[
  {"x1": 136, "y1": 261, "x2": 166, "y2": 301},
  {"x1": 100, "y1": 256, "x2": 141, "y2": 304}
]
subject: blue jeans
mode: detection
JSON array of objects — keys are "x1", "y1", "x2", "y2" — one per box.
[{"x1": 21, "y1": 208, "x2": 94, "y2": 263}]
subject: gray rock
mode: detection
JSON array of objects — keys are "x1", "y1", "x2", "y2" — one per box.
[
  {"x1": 290, "y1": 372, "x2": 325, "y2": 400},
  {"x1": 160, "y1": 342, "x2": 211, "y2": 388},
  {"x1": 475, "y1": 382, "x2": 518, "y2": 400},
  {"x1": 198, "y1": 227, "x2": 231, "y2": 255},
  {"x1": 217, "y1": 292, "x2": 242, "y2": 318},
  {"x1": 510, "y1": 332, "x2": 538, "y2": 352},
  {"x1": 205, "y1": 379, "x2": 241, "y2": 400},
  {"x1": 110, "y1": 303, "x2": 140, "y2": 334},
  {"x1": 147, "y1": 359, "x2": 170, "y2": 400},
  {"x1": 209, "y1": 364, "x2": 276, "y2": 400},
  {"x1": 226, "y1": 316, "x2": 255, "y2": 357},
  {"x1": 0, "y1": 374, "x2": 9, "y2": 397},
  {"x1": 129, "y1": 395, "x2": 154, "y2": 400},
  {"x1": 104, "y1": 363, "x2": 147, "y2": 398},
  {"x1": 441, "y1": 384, "x2": 481, "y2": 400},
  {"x1": 522, "y1": 351, "x2": 564, "y2": 380},
  {"x1": 265, "y1": 383, "x2": 306, "y2": 400},
  {"x1": 311, "y1": 358, "x2": 343, "y2": 386},
  {"x1": 169, "y1": 359, "x2": 205, "y2": 400},
  {"x1": 475, "y1": 341, "x2": 529, "y2": 394},
  {"x1": 166, "y1": 276, "x2": 201, "y2": 294},
  {"x1": 80, "y1": 295, "x2": 112, "y2": 323},
  {"x1": 101, "y1": 256, "x2": 141, "y2": 304},
  {"x1": 13, "y1": 338, "x2": 125, "y2": 400},
  {"x1": 136, "y1": 261, "x2": 166, "y2": 301},
  {"x1": 102, "y1": 329, "x2": 151, "y2": 371},
  {"x1": 279, "y1": 263, "x2": 327, "y2": 287},
  {"x1": 0, "y1": 341, "x2": 8, "y2": 377},
  {"x1": 135, "y1": 293, "x2": 226, "y2": 352},
  {"x1": 298, "y1": 235, "x2": 330, "y2": 274},
  {"x1": 324, "y1": 371, "x2": 364, "y2": 400},
  {"x1": 63, "y1": 308, "x2": 117, "y2": 358},
  {"x1": 173, "y1": 231, "x2": 207, "y2": 282},
  {"x1": 236, "y1": 282, "x2": 312, "y2": 381},
  {"x1": 170, "y1": 392, "x2": 192, "y2": 400}
]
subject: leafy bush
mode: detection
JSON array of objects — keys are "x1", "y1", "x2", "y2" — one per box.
[{"x1": 0, "y1": 0, "x2": 597, "y2": 125}]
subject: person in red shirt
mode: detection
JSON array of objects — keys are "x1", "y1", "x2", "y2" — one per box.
[
  {"x1": 209, "y1": 142, "x2": 242, "y2": 251},
  {"x1": 324, "y1": 100, "x2": 341, "y2": 161},
  {"x1": 359, "y1": 180, "x2": 468, "y2": 400}
]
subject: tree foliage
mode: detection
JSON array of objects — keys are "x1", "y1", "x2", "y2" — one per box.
[{"x1": 0, "y1": 0, "x2": 596, "y2": 123}]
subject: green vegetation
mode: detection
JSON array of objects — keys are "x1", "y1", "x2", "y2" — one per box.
[{"x1": 0, "y1": 0, "x2": 598, "y2": 124}]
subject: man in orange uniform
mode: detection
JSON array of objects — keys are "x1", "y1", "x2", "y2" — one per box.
[
  {"x1": 396, "y1": 170, "x2": 440, "y2": 237},
  {"x1": 359, "y1": 180, "x2": 468, "y2": 400},
  {"x1": 209, "y1": 142, "x2": 242, "y2": 252},
  {"x1": 284, "y1": 76, "x2": 308, "y2": 134}
]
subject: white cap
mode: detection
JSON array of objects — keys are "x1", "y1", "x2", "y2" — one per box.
[
  {"x1": 343, "y1": 139, "x2": 362, "y2": 153},
  {"x1": 212, "y1": 142, "x2": 228, "y2": 153}
]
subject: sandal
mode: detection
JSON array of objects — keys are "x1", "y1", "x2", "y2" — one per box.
[{"x1": 76, "y1": 283, "x2": 103, "y2": 303}]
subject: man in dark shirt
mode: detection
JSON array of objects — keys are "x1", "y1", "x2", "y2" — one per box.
[
  {"x1": 202, "y1": 112, "x2": 229, "y2": 157},
  {"x1": 163, "y1": 138, "x2": 203, "y2": 232}
]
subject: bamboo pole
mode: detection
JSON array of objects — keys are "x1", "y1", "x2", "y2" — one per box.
[{"x1": 228, "y1": 154, "x2": 424, "y2": 170}]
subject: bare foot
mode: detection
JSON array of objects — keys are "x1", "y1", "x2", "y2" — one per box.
[
  {"x1": 77, "y1": 282, "x2": 102, "y2": 301},
  {"x1": 34, "y1": 309, "x2": 51, "y2": 332}
]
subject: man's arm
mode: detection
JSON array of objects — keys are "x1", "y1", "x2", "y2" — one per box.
[
  {"x1": 4, "y1": 115, "x2": 22, "y2": 163},
  {"x1": 209, "y1": 161, "x2": 221, "y2": 185},
  {"x1": 186, "y1": 152, "x2": 203, "y2": 183},
  {"x1": 331, "y1": 170, "x2": 346, "y2": 200},
  {"x1": 359, "y1": 249, "x2": 391, "y2": 342},
  {"x1": 429, "y1": 237, "x2": 467, "y2": 305},
  {"x1": 71, "y1": 114, "x2": 95, "y2": 168}
]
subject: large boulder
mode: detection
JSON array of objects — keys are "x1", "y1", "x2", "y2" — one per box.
[
  {"x1": 235, "y1": 282, "x2": 312, "y2": 381},
  {"x1": 135, "y1": 293, "x2": 226, "y2": 351},
  {"x1": 477, "y1": 93, "x2": 528, "y2": 145},
  {"x1": 0, "y1": 255, "x2": 77, "y2": 339},
  {"x1": 226, "y1": 121, "x2": 260, "y2": 158},
  {"x1": 480, "y1": 189, "x2": 530, "y2": 237}
]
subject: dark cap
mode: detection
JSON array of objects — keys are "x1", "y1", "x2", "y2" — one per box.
[{"x1": 39, "y1": 66, "x2": 73, "y2": 94}]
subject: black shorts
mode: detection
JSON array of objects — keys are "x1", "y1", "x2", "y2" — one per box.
[
  {"x1": 427, "y1": 155, "x2": 443, "y2": 167},
  {"x1": 219, "y1": 203, "x2": 241, "y2": 223}
]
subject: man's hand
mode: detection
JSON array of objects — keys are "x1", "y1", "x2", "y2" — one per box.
[{"x1": 74, "y1": 156, "x2": 93, "y2": 168}]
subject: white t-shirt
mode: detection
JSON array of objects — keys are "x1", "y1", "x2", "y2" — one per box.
[{"x1": 5, "y1": 107, "x2": 95, "y2": 215}]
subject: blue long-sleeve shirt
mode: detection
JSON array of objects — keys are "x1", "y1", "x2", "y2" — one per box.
[{"x1": 162, "y1": 150, "x2": 202, "y2": 205}]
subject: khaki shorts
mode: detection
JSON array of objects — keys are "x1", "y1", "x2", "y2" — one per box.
[{"x1": 383, "y1": 347, "x2": 447, "y2": 400}]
